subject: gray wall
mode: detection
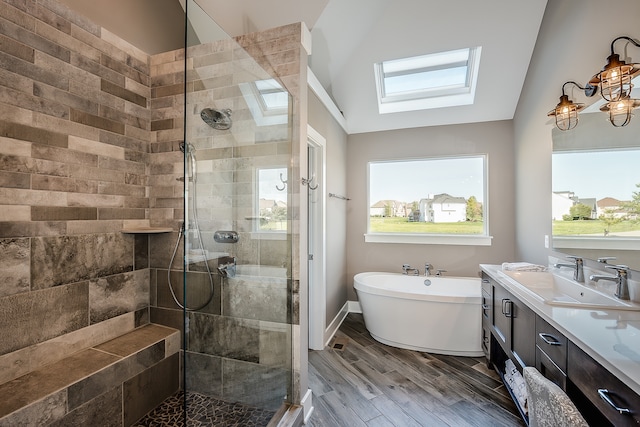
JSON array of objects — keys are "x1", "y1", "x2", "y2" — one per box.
[
  {"x1": 346, "y1": 121, "x2": 516, "y2": 300},
  {"x1": 513, "y1": 0, "x2": 640, "y2": 265},
  {"x1": 308, "y1": 91, "x2": 348, "y2": 325}
]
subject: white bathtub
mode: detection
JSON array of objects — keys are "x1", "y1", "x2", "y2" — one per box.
[{"x1": 354, "y1": 272, "x2": 483, "y2": 357}]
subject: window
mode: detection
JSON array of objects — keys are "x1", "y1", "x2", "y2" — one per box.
[
  {"x1": 374, "y1": 47, "x2": 481, "y2": 114},
  {"x1": 240, "y1": 79, "x2": 289, "y2": 126},
  {"x1": 255, "y1": 167, "x2": 288, "y2": 233},
  {"x1": 366, "y1": 156, "x2": 490, "y2": 245}
]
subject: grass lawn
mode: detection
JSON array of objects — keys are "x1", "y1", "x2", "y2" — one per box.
[
  {"x1": 553, "y1": 219, "x2": 640, "y2": 236},
  {"x1": 370, "y1": 217, "x2": 483, "y2": 234}
]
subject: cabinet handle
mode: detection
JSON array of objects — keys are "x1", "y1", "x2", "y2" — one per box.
[
  {"x1": 597, "y1": 389, "x2": 632, "y2": 415},
  {"x1": 482, "y1": 304, "x2": 491, "y2": 310},
  {"x1": 538, "y1": 333, "x2": 561, "y2": 346},
  {"x1": 502, "y1": 299, "x2": 513, "y2": 317},
  {"x1": 482, "y1": 279, "x2": 490, "y2": 283}
]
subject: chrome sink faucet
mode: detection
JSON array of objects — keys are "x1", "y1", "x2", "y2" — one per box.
[
  {"x1": 424, "y1": 263, "x2": 433, "y2": 276},
  {"x1": 402, "y1": 264, "x2": 419, "y2": 276},
  {"x1": 589, "y1": 265, "x2": 630, "y2": 300},
  {"x1": 554, "y1": 256, "x2": 584, "y2": 283}
]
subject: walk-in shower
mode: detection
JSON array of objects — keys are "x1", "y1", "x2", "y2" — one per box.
[{"x1": 147, "y1": 1, "x2": 297, "y2": 425}]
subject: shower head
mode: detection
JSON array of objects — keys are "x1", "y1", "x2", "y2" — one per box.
[{"x1": 200, "y1": 108, "x2": 232, "y2": 130}]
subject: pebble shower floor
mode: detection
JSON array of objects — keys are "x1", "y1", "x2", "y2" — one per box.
[{"x1": 133, "y1": 391, "x2": 276, "y2": 426}]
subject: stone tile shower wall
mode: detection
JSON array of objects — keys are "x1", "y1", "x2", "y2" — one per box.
[
  {"x1": 147, "y1": 24, "x2": 307, "y2": 410},
  {"x1": 0, "y1": 0, "x2": 177, "y2": 423}
]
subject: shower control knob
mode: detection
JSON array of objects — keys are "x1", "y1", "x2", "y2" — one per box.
[{"x1": 214, "y1": 230, "x2": 239, "y2": 243}]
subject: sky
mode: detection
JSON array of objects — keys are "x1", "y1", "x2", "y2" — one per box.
[
  {"x1": 552, "y1": 149, "x2": 640, "y2": 201},
  {"x1": 369, "y1": 157, "x2": 484, "y2": 204}
]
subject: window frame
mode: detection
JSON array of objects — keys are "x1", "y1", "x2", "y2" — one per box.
[
  {"x1": 374, "y1": 47, "x2": 482, "y2": 114},
  {"x1": 364, "y1": 154, "x2": 492, "y2": 246}
]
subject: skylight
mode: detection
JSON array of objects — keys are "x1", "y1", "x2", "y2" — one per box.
[{"x1": 374, "y1": 47, "x2": 482, "y2": 114}]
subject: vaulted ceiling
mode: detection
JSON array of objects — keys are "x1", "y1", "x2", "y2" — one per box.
[{"x1": 58, "y1": 0, "x2": 549, "y2": 134}]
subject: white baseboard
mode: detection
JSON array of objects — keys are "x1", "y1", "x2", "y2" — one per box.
[
  {"x1": 323, "y1": 301, "x2": 349, "y2": 347},
  {"x1": 301, "y1": 388, "x2": 314, "y2": 424},
  {"x1": 347, "y1": 300, "x2": 362, "y2": 313},
  {"x1": 322, "y1": 300, "x2": 362, "y2": 347}
]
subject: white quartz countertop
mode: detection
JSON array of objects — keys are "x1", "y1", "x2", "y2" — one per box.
[{"x1": 480, "y1": 264, "x2": 640, "y2": 395}]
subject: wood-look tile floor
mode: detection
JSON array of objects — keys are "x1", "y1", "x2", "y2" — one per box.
[{"x1": 307, "y1": 314, "x2": 525, "y2": 427}]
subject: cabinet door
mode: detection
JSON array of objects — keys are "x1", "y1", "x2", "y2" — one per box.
[
  {"x1": 511, "y1": 296, "x2": 536, "y2": 368},
  {"x1": 492, "y1": 281, "x2": 511, "y2": 351}
]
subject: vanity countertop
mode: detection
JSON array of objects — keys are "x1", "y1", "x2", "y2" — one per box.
[{"x1": 481, "y1": 263, "x2": 640, "y2": 395}]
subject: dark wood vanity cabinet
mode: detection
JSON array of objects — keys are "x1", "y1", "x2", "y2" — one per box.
[{"x1": 483, "y1": 270, "x2": 640, "y2": 426}]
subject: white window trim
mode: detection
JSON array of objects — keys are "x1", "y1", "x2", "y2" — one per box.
[{"x1": 364, "y1": 233, "x2": 492, "y2": 246}]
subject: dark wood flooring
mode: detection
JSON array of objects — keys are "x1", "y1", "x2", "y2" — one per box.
[{"x1": 307, "y1": 314, "x2": 524, "y2": 427}]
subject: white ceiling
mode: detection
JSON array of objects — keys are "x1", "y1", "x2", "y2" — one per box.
[
  {"x1": 59, "y1": 0, "x2": 549, "y2": 135},
  {"x1": 195, "y1": 0, "x2": 548, "y2": 134}
]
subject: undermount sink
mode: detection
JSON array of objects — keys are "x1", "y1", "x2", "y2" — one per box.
[{"x1": 499, "y1": 270, "x2": 640, "y2": 311}]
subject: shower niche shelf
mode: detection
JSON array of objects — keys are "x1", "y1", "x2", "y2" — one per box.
[{"x1": 121, "y1": 227, "x2": 173, "y2": 234}]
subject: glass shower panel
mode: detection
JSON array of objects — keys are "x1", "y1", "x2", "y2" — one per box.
[{"x1": 183, "y1": 1, "x2": 294, "y2": 424}]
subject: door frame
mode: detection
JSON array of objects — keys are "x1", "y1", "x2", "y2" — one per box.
[{"x1": 307, "y1": 125, "x2": 326, "y2": 350}]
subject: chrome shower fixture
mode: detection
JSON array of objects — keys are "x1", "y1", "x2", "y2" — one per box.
[{"x1": 200, "y1": 108, "x2": 232, "y2": 130}]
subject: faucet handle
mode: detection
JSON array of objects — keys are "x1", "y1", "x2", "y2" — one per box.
[
  {"x1": 435, "y1": 269, "x2": 447, "y2": 277},
  {"x1": 566, "y1": 255, "x2": 583, "y2": 264},
  {"x1": 605, "y1": 264, "x2": 629, "y2": 274},
  {"x1": 597, "y1": 257, "x2": 616, "y2": 264}
]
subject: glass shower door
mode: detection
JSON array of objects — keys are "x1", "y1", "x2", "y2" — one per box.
[{"x1": 181, "y1": 1, "x2": 294, "y2": 424}]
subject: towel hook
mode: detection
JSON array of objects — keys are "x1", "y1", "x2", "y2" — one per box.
[
  {"x1": 301, "y1": 176, "x2": 318, "y2": 190},
  {"x1": 275, "y1": 173, "x2": 287, "y2": 191}
]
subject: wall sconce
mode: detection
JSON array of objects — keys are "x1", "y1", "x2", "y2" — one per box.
[
  {"x1": 590, "y1": 36, "x2": 640, "y2": 102},
  {"x1": 600, "y1": 96, "x2": 640, "y2": 127},
  {"x1": 549, "y1": 36, "x2": 640, "y2": 130},
  {"x1": 547, "y1": 81, "x2": 589, "y2": 131}
]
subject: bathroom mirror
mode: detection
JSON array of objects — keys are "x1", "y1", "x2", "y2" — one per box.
[{"x1": 552, "y1": 98, "x2": 640, "y2": 270}]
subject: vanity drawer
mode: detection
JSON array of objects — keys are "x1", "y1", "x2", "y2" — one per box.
[
  {"x1": 536, "y1": 345, "x2": 566, "y2": 390},
  {"x1": 535, "y1": 316, "x2": 567, "y2": 373},
  {"x1": 568, "y1": 341, "x2": 640, "y2": 426}
]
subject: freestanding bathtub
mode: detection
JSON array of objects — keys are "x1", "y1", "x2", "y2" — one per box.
[{"x1": 354, "y1": 272, "x2": 483, "y2": 357}]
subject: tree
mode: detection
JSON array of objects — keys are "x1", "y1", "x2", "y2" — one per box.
[
  {"x1": 466, "y1": 196, "x2": 483, "y2": 222},
  {"x1": 569, "y1": 203, "x2": 592, "y2": 220},
  {"x1": 384, "y1": 203, "x2": 393, "y2": 217},
  {"x1": 623, "y1": 183, "x2": 640, "y2": 220},
  {"x1": 598, "y1": 209, "x2": 624, "y2": 236}
]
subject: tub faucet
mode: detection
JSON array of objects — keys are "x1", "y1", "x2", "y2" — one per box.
[
  {"x1": 589, "y1": 265, "x2": 630, "y2": 300},
  {"x1": 424, "y1": 263, "x2": 433, "y2": 276},
  {"x1": 554, "y1": 256, "x2": 584, "y2": 283},
  {"x1": 402, "y1": 264, "x2": 419, "y2": 276}
]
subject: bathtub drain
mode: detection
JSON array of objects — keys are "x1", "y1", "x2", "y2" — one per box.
[{"x1": 424, "y1": 279, "x2": 432, "y2": 286}]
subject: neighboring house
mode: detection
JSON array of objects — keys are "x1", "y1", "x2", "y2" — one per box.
[
  {"x1": 418, "y1": 193, "x2": 467, "y2": 223},
  {"x1": 597, "y1": 197, "x2": 629, "y2": 219},
  {"x1": 369, "y1": 200, "x2": 406, "y2": 217},
  {"x1": 552, "y1": 191, "x2": 577, "y2": 220},
  {"x1": 259, "y1": 198, "x2": 286, "y2": 213}
]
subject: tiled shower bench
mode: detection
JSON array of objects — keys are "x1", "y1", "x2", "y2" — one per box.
[{"x1": 0, "y1": 323, "x2": 180, "y2": 426}]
